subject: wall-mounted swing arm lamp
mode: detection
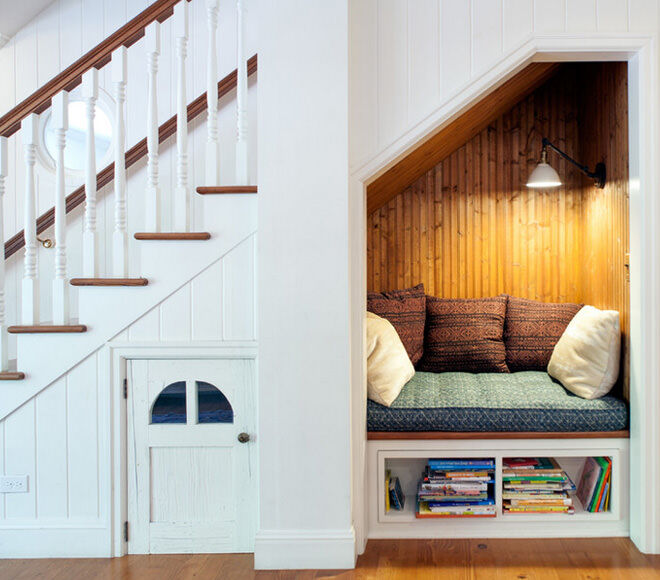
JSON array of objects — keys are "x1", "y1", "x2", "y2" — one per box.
[{"x1": 526, "y1": 137, "x2": 606, "y2": 189}]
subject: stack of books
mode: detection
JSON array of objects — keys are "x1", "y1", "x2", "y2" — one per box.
[
  {"x1": 576, "y1": 457, "x2": 612, "y2": 513},
  {"x1": 385, "y1": 469, "x2": 405, "y2": 512},
  {"x1": 416, "y1": 458, "x2": 496, "y2": 518},
  {"x1": 502, "y1": 457, "x2": 576, "y2": 515}
]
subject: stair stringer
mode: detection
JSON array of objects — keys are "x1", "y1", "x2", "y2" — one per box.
[{"x1": 1, "y1": 194, "x2": 257, "y2": 420}]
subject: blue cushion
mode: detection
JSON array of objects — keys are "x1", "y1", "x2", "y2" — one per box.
[{"x1": 367, "y1": 371, "x2": 628, "y2": 432}]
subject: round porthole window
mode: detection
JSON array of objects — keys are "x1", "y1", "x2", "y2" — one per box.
[{"x1": 41, "y1": 94, "x2": 113, "y2": 174}]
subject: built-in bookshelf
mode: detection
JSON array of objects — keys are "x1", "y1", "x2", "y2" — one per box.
[{"x1": 368, "y1": 439, "x2": 629, "y2": 538}]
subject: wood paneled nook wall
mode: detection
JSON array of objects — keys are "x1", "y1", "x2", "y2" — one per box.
[{"x1": 366, "y1": 63, "x2": 630, "y2": 396}]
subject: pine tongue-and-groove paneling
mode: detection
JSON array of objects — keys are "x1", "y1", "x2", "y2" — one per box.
[{"x1": 367, "y1": 63, "x2": 630, "y2": 396}]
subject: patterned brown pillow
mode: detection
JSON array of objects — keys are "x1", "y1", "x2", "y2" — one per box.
[
  {"x1": 418, "y1": 296, "x2": 509, "y2": 373},
  {"x1": 504, "y1": 296, "x2": 583, "y2": 371},
  {"x1": 367, "y1": 284, "x2": 426, "y2": 365}
]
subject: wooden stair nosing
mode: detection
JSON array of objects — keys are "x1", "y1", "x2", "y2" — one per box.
[
  {"x1": 70, "y1": 278, "x2": 149, "y2": 287},
  {"x1": 133, "y1": 232, "x2": 211, "y2": 240},
  {"x1": 8, "y1": 325, "x2": 87, "y2": 334},
  {"x1": 196, "y1": 186, "x2": 258, "y2": 195},
  {"x1": 0, "y1": 371, "x2": 26, "y2": 380}
]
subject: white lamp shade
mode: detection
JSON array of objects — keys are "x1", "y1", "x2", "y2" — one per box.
[{"x1": 526, "y1": 162, "x2": 562, "y2": 188}]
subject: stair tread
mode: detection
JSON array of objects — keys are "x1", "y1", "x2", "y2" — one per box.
[
  {"x1": 8, "y1": 325, "x2": 87, "y2": 334},
  {"x1": 196, "y1": 185, "x2": 258, "y2": 194},
  {"x1": 70, "y1": 278, "x2": 149, "y2": 287},
  {"x1": 134, "y1": 232, "x2": 211, "y2": 240},
  {"x1": 0, "y1": 372, "x2": 26, "y2": 380}
]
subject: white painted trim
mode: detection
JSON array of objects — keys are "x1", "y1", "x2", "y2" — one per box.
[
  {"x1": 0, "y1": 524, "x2": 110, "y2": 558},
  {"x1": 108, "y1": 343, "x2": 258, "y2": 557},
  {"x1": 350, "y1": 34, "x2": 660, "y2": 554},
  {"x1": 254, "y1": 527, "x2": 356, "y2": 570}
]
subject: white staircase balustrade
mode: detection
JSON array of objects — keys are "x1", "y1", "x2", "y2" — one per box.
[
  {"x1": 21, "y1": 114, "x2": 39, "y2": 325},
  {"x1": 145, "y1": 22, "x2": 161, "y2": 232},
  {"x1": 0, "y1": 137, "x2": 8, "y2": 369},
  {"x1": 174, "y1": 0, "x2": 190, "y2": 232},
  {"x1": 82, "y1": 69, "x2": 99, "y2": 278},
  {"x1": 52, "y1": 91, "x2": 69, "y2": 324},
  {"x1": 112, "y1": 46, "x2": 128, "y2": 277},
  {"x1": 236, "y1": 0, "x2": 248, "y2": 185},
  {"x1": 205, "y1": 0, "x2": 220, "y2": 186}
]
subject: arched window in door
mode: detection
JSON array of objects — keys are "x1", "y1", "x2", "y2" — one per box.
[
  {"x1": 151, "y1": 381, "x2": 187, "y2": 424},
  {"x1": 197, "y1": 381, "x2": 234, "y2": 423}
]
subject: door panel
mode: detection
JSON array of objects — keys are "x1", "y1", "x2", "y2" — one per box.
[{"x1": 127, "y1": 358, "x2": 255, "y2": 554}]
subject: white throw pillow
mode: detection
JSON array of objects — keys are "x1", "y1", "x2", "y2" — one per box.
[
  {"x1": 548, "y1": 305, "x2": 621, "y2": 400},
  {"x1": 366, "y1": 312, "x2": 415, "y2": 406}
]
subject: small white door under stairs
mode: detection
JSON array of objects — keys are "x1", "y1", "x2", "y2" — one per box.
[{"x1": 127, "y1": 359, "x2": 256, "y2": 554}]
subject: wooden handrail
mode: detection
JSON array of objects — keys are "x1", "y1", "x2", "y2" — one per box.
[
  {"x1": 0, "y1": 0, "x2": 192, "y2": 139},
  {"x1": 4, "y1": 54, "x2": 258, "y2": 260}
]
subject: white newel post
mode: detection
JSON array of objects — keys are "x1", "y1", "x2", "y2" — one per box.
[
  {"x1": 52, "y1": 91, "x2": 69, "y2": 324},
  {"x1": 82, "y1": 69, "x2": 98, "y2": 277},
  {"x1": 112, "y1": 46, "x2": 128, "y2": 276},
  {"x1": 21, "y1": 114, "x2": 39, "y2": 325},
  {"x1": 0, "y1": 137, "x2": 8, "y2": 370},
  {"x1": 145, "y1": 22, "x2": 161, "y2": 232},
  {"x1": 174, "y1": 1, "x2": 190, "y2": 232},
  {"x1": 235, "y1": 0, "x2": 248, "y2": 185},
  {"x1": 205, "y1": 0, "x2": 219, "y2": 185}
]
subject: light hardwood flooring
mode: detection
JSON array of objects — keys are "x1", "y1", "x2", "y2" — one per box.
[{"x1": 2, "y1": 538, "x2": 660, "y2": 579}]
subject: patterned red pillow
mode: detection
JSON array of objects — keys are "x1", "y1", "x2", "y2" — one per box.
[
  {"x1": 418, "y1": 296, "x2": 509, "y2": 373},
  {"x1": 367, "y1": 284, "x2": 426, "y2": 365},
  {"x1": 504, "y1": 296, "x2": 582, "y2": 371}
]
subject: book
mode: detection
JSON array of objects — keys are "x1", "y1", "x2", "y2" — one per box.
[
  {"x1": 389, "y1": 476, "x2": 405, "y2": 511},
  {"x1": 589, "y1": 457, "x2": 612, "y2": 512},
  {"x1": 576, "y1": 457, "x2": 603, "y2": 511},
  {"x1": 385, "y1": 470, "x2": 391, "y2": 512},
  {"x1": 427, "y1": 459, "x2": 496, "y2": 470},
  {"x1": 417, "y1": 500, "x2": 496, "y2": 518}
]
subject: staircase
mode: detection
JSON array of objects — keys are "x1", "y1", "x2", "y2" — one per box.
[{"x1": 0, "y1": 0, "x2": 257, "y2": 420}]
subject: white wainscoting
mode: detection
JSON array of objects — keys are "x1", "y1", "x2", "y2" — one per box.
[{"x1": 0, "y1": 233, "x2": 256, "y2": 557}]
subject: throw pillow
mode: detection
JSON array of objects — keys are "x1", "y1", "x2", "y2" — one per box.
[
  {"x1": 548, "y1": 305, "x2": 621, "y2": 400},
  {"x1": 504, "y1": 296, "x2": 582, "y2": 371},
  {"x1": 418, "y1": 296, "x2": 509, "y2": 373},
  {"x1": 366, "y1": 312, "x2": 415, "y2": 406},
  {"x1": 367, "y1": 284, "x2": 426, "y2": 365}
]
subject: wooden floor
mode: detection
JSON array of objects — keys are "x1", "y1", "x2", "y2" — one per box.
[{"x1": 2, "y1": 539, "x2": 660, "y2": 579}]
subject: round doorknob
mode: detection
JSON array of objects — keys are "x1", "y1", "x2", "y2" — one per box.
[{"x1": 237, "y1": 432, "x2": 250, "y2": 443}]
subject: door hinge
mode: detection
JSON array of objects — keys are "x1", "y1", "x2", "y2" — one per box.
[
  {"x1": 124, "y1": 520, "x2": 129, "y2": 542},
  {"x1": 123, "y1": 378, "x2": 128, "y2": 399}
]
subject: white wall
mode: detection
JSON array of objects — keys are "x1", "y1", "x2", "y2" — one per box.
[
  {"x1": 0, "y1": 0, "x2": 258, "y2": 361},
  {"x1": 255, "y1": 0, "x2": 354, "y2": 570},
  {"x1": 0, "y1": 233, "x2": 256, "y2": 557}
]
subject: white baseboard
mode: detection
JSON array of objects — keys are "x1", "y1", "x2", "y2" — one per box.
[
  {"x1": 254, "y1": 527, "x2": 356, "y2": 570},
  {"x1": 0, "y1": 521, "x2": 111, "y2": 558}
]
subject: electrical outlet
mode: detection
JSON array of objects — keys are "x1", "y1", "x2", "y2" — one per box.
[{"x1": 0, "y1": 475, "x2": 28, "y2": 493}]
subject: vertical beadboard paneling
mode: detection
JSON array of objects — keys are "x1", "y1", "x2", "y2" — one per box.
[
  {"x1": 159, "y1": 283, "x2": 192, "y2": 341},
  {"x1": 191, "y1": 260, "x2": 223, "y2": 341},
  {"x1": 407, "y1": 0, "x2": 440, "y2": 125},
  {"x1": 223, "y1": 235, "x2": 255, "y2": 341},
  {"x1": 629, "y1": 0, "x2": 658, "y2": 30},
  {"x1": 59, "y1": 0, "x2": 83, "y2": 70},
  {"x1": 440, "y1": 0, "x2": 471, "y2": 99},
  {"x1": 35, "y1": 378, "x2": 68, "y2": 519},
  {"x1": 37, "y1": 2, "x2": 61, "y2": 87},
  {"x1": 128, "y1": 306, "x2": 160, "y2": 342},
  {"x1": 566, "y1": 0, "x2": 597, "y2": 32},
  {"x1": 67, "y1": 354, "x2": 99, "y2": 519},
  {"x1": 597, "y1": 0, "x2": 629, "y2": 30},
  {"x1": 81, "y1": 0, "x2": 104, "y2": 53},
  {"x1": 534, "y1": 0, "x2": 567, "y2": 32},
  {"x1": 3, "y1": 400, "x2": 36, "y2": 519},
  {"x1": 503, "y1": 0, "x2": 533, "y2": 51},
  {"x1": 377, "y1": 0, "x2": 408, "y2": 148},
  {"x1": 472, "y1": 0, "x2": 503, "y2": 75}
]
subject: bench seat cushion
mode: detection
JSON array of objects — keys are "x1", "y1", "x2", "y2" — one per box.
[{"x1": 367, "y1": 371, "x2": 628, "y2": 432}]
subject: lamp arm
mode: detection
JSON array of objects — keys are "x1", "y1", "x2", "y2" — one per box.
[{"x1": 542, "y1": 138, "x2": 597, "y2": 179}]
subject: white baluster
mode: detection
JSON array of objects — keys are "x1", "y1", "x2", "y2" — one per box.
[
  {"x1": 52, "y1": 91, "x2": 69, "y2": 324},
  {"x1": 235, "y1": 0, "x2": 248, "y2": 185},
  {"x1": 21, "y1": 114, "x2": 39, "y2": 325},
  {"x1": 112, "y1": 46, "x2": 128, "y2": 276},
  {"x1": 145, "y1": 22, "x2": 161, "y2": 232},
  {"x1": 174, "y1": 1, "x2": 190, "y2": 232},
  {"x1": 205, "y1": 0, "x2": 219, "y2": 185},
  {"x1": 82, "y1": 69, "x2": 98, "y2": 278},
  {"x1": 0, "y1": 137, "x2": 8, "y2": 370}
]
